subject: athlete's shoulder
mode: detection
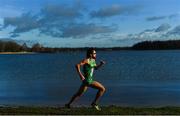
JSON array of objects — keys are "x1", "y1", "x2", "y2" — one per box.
[
  {"x1": 90, "y1": 58, "x2": 96, "y2": 63},
  {"x1": 81, "y1": 58, "x2": 89, "y2": 64}
]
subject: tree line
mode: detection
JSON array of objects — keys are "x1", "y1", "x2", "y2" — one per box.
[
  {"x1": 0, "y1": 40, "x2": 132, "y2": 53},
  {"x1": 1, "y1": 39, "x2": 180, "y2": 53},
  {"x1": 132, "y1": 40, "x2": 180, "y2": 50},
  {"x1": 0, "y1": 40, "x2": 73, "y2": 53},
  {"x1": 0, "y1": 40, "x2": 46, "y2": 52}
]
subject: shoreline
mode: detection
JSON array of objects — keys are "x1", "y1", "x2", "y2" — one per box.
[
  {"x1": 0, "y1": 49, "x2": 180, "y2": 55},
  {"x1": 0, "y1": 106, "x2": 180, "y2": 115},
  {"x1": 0, "y1": 52, "x2": 35, "y2": 54}
]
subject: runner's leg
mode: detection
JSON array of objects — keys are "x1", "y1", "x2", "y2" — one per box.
[
  {"x1": 66, "y1": 84, "x2": 88, "y2": 106},
  {"x1": 89, "y1": 81, "x2": 106, "y2": 104}
]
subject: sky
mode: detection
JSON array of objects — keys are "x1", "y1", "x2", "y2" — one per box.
[{"x1": 0, "y1": 0, "x2": 180, "y2": 47}]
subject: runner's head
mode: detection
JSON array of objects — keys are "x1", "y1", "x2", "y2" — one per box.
[{"x1": 86, "y1": 48, "x2": 96, "y2": 59}]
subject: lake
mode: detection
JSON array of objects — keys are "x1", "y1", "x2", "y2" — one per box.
[{"x1": 0, "y1": 50, "x2": 180, "y2": 107}]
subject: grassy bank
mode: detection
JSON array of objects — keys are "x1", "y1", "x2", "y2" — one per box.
[{"x1": 0, "y1": 106, "x2": 180, "y2": 115}]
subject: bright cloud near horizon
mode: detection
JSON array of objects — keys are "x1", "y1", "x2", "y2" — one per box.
[{"x1": 0, "y1": 0, "x2": 180, "y2": 47}]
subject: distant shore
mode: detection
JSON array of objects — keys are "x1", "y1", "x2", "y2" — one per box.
[
  {"x1": 0, "y1": 52, "x2": 35, "y2": 54},
  {"x1": 0, "y1": 106, "x2": 180, "y2": 115}
]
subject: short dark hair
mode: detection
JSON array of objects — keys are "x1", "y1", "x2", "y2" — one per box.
[{"x1": 86, "y1": 48, "x2": 95, "y2": 58}]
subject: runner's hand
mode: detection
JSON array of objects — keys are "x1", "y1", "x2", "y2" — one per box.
[
  {"x1": 81, "y1": 76, "x2": 85, "y2": 81},
  {"x1": 100, "y1": 60, "x2": 106, "y2": 65}
]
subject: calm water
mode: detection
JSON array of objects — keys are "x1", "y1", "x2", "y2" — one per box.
[{"x1": 0, "y1": 50, "x2": 180, "y2": 107}]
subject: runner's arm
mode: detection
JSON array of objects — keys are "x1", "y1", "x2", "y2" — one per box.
[
  {"x1": 95, "y1": 60, "x2": 105, "y2": 70},
  {"x1": 75, "y1": 59, "x2": 87, "y2": 81}
]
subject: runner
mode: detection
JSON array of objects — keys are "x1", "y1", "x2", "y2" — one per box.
[{"x1": 65, "y1": 48, "x2": 106, "y2": 111}]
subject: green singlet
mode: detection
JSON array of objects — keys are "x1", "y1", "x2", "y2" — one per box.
[{"x1": 83, "y1": 58, "x2": 96, "y2": 85}]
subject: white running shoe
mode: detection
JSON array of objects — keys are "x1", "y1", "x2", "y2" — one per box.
[{"x1": 91, "y1": 103, "x2": 101, "y2": 111}]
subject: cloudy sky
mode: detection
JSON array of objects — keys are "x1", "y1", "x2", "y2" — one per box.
[{"x1": 0, "y1": 0, "x2": 180, "y2": 47}]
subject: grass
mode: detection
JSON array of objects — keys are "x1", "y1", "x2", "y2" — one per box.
[{"x1": 0, "y1": 106, "x2": 180, "y2": 115}]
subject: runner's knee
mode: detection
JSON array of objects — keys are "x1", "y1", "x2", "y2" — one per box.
[
  {"x1": 102, "y1": 87, "x2": 106, "y2": 93},
  {"x1": 100, "y1": 86, "x2": 106, "y2": 93}
]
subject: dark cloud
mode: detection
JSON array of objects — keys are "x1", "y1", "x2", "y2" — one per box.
[
  {"x1": 38, "y1": 0, "x2": 85, "y2": 27},
  {"x1": 123, "y1": 24, "x2": 180, "y2": 43},
  {"x1": 155, "y1": 23, "x2": 171, "y2": 32},
  {"x1": 3, "y1": 13, "x2": 40, "y2": 33},
  {"x1": 146, "y1": 13, "x2": 179, "y2": 21},
  {"x1": 123, "y1": 24, "x2": 173, "y2": 42},
  {"x1": 61, "y1": 23, "x2": 116, "y2": 38},
  {"x1": 37, "y1": 2, "x2": 85, "y2": 37},
  {"x1": 2, "y1": 2, "x2": 117, "y2": 38},
  {"x1": 2, "y1": 1, "x2": 85, "y2": 37},
  {"x1": 167, "y1": 25, "x2": 180, "y2": 35},
  {"x1": 142, "y1": 23, "x2": 171, "y2": 33},
  {"x1": 39, "y1": 23, "x2": 116, "y2": 38},
  {"x1": 0, "y1": 24, "x2": 2, "y2": 30},
  {"x1": 146, "y1": 16, "x2": 166, "y2": 21},
  {"x1": 141, "y1": 29, "x2": 155, "y2": 33},
  {"x1": 41, "y1": 4, "x2": 83, "y2": 20},
  {"x1": 90, "y1": 4, "x2": 140, "y2": 18},
  {"x1": 10, "y1": 33, "x2": 20, "y2": 38},
  {"x1": 168, "y1": 13, "x2": 179, "y2": 19}
]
